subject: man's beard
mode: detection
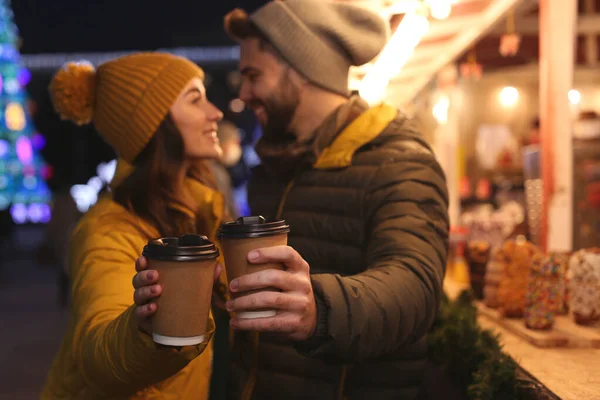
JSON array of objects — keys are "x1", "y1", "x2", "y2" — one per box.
[{"x1": 251, "y1": 75, "x2": 300, "y2": 146}]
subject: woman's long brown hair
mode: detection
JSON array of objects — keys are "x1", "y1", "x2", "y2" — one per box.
[{"x1": 112, "y1": 114, "x2": 218, "y2": 237}]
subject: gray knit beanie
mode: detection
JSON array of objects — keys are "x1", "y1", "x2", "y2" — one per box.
[{"x1": 225, "y1": 0, "x2": 389, "y2": 96}]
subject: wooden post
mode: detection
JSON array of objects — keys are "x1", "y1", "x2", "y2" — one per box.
[
  {"x1": 433, "y1": 88, "x2": 461, "y2": 227},
  {"x1": 539, "y1": 0, "x2": 577, "y2": 253}
]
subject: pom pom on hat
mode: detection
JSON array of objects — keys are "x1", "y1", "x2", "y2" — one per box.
[
  {"x1": 49, "y1": 61, "x2": 96, "y2": 126},
  {"x1": 224, "y1": 8, "x2": 252, "y2": 42}
]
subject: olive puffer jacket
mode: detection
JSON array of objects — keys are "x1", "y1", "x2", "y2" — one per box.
[{"x1": 229, "y1": 102, "x2": 450, "y2": 400}]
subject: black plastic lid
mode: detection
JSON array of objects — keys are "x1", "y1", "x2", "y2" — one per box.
[
  {"x1": 217, "y1": 216, "x2": 290, "y2": 239},
  {"x1": 142, "y1": 234, "x2": 220, "y2": 262}
]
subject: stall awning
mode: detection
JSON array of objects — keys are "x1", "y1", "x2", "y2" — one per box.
[{"x1": 344, "y1": 0, "x2": 526, "y2": 107}]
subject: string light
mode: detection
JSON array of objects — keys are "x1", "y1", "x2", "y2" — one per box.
[
  {"x1": 21, "y1": 46, "x2": 240, "y2": 71},
  {"x1": 359, "y1": 10, "x2": 430, "y2": 104},
  {"x1": 499, "y1": 86, "x2": 519, "y2": 107},
  {"x1": 568, "y1": 89, "x2": 581, "y2": 105},
  {"x1": 229, "y1": 98, "x2": 245, "y2": 113},
  {"x1": 71, "y1": 159, "x2": 117, "y2": 213},
  {"x1": 427, "y1": 0, "x2": 453, "y2": 20},
  {"x1": 5, "y1": 102, "x2": 25, "y2": 131},
  {"x1": 70, "y1": 185, "x2": 98, "y2": 213},
  {"x1": 0, "y1": 193, "x2": 10, "y2": 210},
  {"x1": 0, "y1": 139, "x2": 9, "y2": 158},
  {"x1": 22, "y1": 175, "x2": 37, "y2": 190},
  {"x1": 8, "y1": 202, "x2": 51, "y2": 224},
  {"x1": 10, "y1": 203, "x2": 27, "y2": 224},
  {"x1": 426, "y1": 0, "x2": 459, "y2": 20},
  {"x1": 433, "y1": 95, "x2": 450, "y2": 124},
  {"x1": 96, "y1": 159, "x2": 117, "y2": 183},
  {"x1": 15, "y1": 136, "x2": 32, "y2": 164}
]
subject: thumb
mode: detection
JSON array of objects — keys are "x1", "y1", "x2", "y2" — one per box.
[{"x1": 135, "y1": 256, "x2": 148, "y2": 273}]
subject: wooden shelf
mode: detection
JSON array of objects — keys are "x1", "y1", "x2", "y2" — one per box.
[{"x1": 477, "y1": 302, "x2": 600, "y2": 349}]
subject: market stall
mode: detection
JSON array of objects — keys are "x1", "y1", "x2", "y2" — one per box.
[{"x1": 343, "y1": 1, "x2": 600, "y2": 399}]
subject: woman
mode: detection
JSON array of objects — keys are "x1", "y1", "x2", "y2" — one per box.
[{"x1": 41, "y1": 53, "x2": 227, "y2": 399}]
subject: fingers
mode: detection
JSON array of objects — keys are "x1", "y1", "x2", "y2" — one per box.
[
  {"x1": 132, "y1": 269, "x2": 159, "y2": 289},
  {"x1": 133, "y1": 283, "x2": 162, "y2": 306},
  {"x1": 135, "y1": 256, "x2": 148, "y2": 273},
  {"x1": 226, "y1": 292, "x2": 309, "y2": 313},
  {"x1": 247, "y1": 246, "x2": 309, "y2": 273},
  {"x1": 230, "y1": 269, "x2": 310, "y2": 294},
  {"x1": 134, "y1": 302, "x2": 157, "y2": 320}
]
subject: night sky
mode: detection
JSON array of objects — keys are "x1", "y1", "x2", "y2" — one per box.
[
  {"x1": 13, "y1": 0, "x2": 268, "y2": 54},
  {"x1": 11, "y1": 0, "x2": 268, "y2": 189}
]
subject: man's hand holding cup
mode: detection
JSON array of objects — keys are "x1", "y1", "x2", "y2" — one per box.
[{"x1": 226, "y1": 245, "x2": 317, "y2": 341}]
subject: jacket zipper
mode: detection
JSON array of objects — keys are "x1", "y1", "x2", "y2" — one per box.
[
  {"x1": 242, "y1": 178, "x2": 348, "y2": 400},
  {"x1": 240, "y1": 179, "x2": 296, "y2": 400}
]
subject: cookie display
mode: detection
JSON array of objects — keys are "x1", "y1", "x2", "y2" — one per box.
[
  {"x1": 466, "y1": 240, "x2": 491, "y2": 300},
  {"x1": 524, "y1": 252, "x2": 567, "y2": 330},
  {"x1": 567, "y1": 248, "x2": 600, "y2": 325},
  {"x1": 483, "y1": 248, "x2": 504, "y2": 309},
  {"x1": 496, "y1": 239, "x2": 542, "y2": 318},
  {"x1": 558, "y1": 254, "x2": 571, "y2": 315}
]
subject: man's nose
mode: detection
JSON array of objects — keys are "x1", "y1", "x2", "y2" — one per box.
[{"x1": 239, "y1": 81, "x2": 252, "y2": 104}]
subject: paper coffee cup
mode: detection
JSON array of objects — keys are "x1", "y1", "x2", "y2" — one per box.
[
  {"x1": 142, "y1": 234, "x2": 219, "y2": 346},
  {"x1": 218, "y1": 216, "x2": 290, "y2": 319}
]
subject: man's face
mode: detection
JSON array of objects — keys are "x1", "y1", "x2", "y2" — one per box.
[{"x1": 238, "y1": 38, "x2": 301, "y2": 141}]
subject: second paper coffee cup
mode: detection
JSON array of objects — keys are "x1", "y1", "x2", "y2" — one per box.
[
  {"x1": 142, "y1": 234, "x2": 219, "y2": 346},
  {"x1": 218, "y1": 216, "x2": 290, "y2": 319}
]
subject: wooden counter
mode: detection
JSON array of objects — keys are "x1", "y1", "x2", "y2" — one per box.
[{"x1": 444, "y1": 280, "x2": 600, "y2": 400}]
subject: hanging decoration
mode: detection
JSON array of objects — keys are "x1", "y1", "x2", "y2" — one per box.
[
  {"x1": 460, "y1": 47, "x2": 483, "y2": 80},
  {"x1": 460, "y1": 176, "x2": 472, "y2": 199},
  {"x1": 437, "y1": 64, "x2": 458, "y2": 91},
  {"x1": 500, "y1": 9, "x2": 521, "y2": 57}
]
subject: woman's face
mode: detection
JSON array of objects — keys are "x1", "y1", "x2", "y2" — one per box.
[{"x1": 170, "y1": 77, "x2": 223, "y2": 160}]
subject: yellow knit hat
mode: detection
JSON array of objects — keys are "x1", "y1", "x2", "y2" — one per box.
[{"x1": 49, "y1": 53, "x2": 205, "y2": 163}]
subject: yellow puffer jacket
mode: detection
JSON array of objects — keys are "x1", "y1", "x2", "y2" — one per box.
[{"x1": 41, "y1": 166, "x2": 225, "y2": 400}]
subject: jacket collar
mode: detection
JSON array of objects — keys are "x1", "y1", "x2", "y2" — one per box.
[
  {"x1": 255, "y1": 96, "x2": 383, "y2": 179},
  {"x1": 314, "y1": 102, "x2": 398, "y2": 169}
]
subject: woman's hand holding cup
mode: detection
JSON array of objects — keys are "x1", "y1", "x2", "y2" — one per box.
[
  {"x1": 132, "y1": 255, "x2": 223, "y2": 335},
  {"x1": 132, "y1": 256, "x2": 162, "y2": 334}
]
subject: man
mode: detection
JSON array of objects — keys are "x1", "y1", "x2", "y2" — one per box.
[{"x1": 222, "y1": 1, "x2": 449, "y2": 399}]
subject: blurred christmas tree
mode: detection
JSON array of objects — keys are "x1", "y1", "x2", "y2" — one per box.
[{"x1": 0, "y1": 0, "x2": 52, "y2": 224}]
